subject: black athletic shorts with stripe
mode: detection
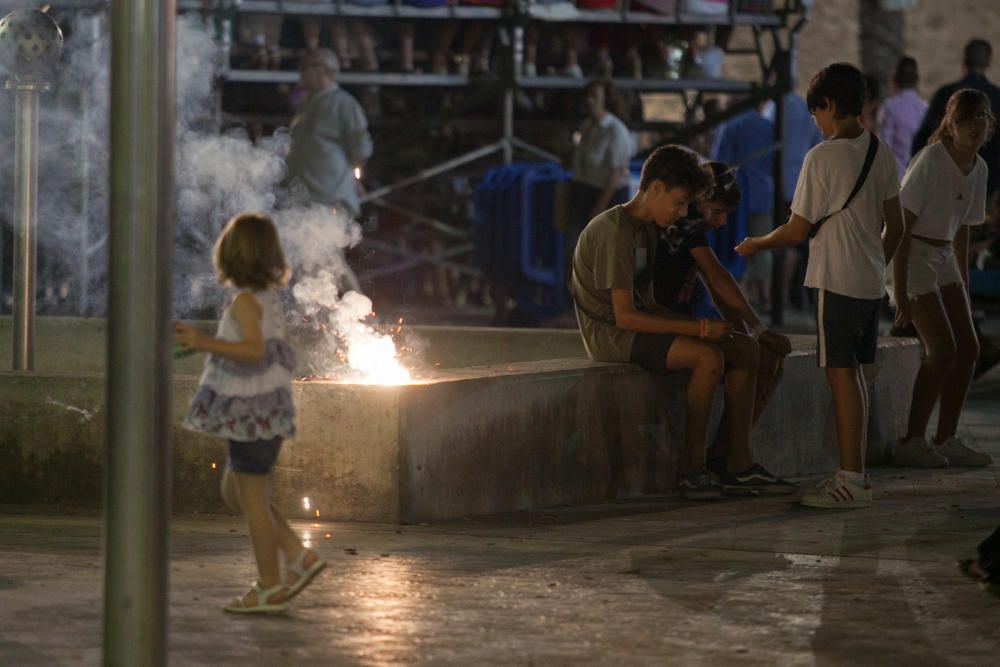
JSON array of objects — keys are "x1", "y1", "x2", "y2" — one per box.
[{"x1": 815, "y1": 289, "x2": 881, "y2": 368}]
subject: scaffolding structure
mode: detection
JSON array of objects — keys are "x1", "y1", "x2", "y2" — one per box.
[{"x1": 10, "y1": 0, "x2": 809, "y2": 323}]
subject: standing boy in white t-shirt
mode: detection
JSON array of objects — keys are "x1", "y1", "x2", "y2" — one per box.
[{"x1": 735, "y1": 63, "x2": 906, "y2": 509}]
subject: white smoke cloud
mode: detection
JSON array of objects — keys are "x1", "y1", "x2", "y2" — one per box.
[{"x1": 0, "y1": 9, "x2": 411, "y2": 381}]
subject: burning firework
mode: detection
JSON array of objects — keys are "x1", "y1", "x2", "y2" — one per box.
[{"x1": 292, "y1": 275, "x2": 412, "y2": 385}]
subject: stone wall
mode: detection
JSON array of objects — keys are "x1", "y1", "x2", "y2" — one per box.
[
  {"x1": 721, "y1": 0, "x2": 1000, "y2": 99},
  {"x1": 796, "y1": 0, "x2": 1000, "y2": 97}
]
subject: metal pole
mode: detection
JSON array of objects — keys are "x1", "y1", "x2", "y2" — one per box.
[
  {"x1": 103, "y1": 0, "x2": 175, "y2": 665},
  {"x1": 769, "y1": 47, "x2": 789, "y2": 328},
  {"x1": 502, "y1": 89, "x2": 513, "y2": 165},
  {"x1": 1, "y1": 9, "x2": 62, "y2": 366},
  {"x1": 79, "y1": 14, "x2": 101, "y2": 316},
  {"x1": 10, "y1": 81, "x2": 40, "y2": 369}
]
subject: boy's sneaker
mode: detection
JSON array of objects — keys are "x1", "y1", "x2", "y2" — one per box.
[
  {"x1": 937, "y1": 437, "x2": 994, "y2": 467},
  {"x1": 800, "y1": 473, "x2": 872, "y2": 509},
  {"x1": 679, "y1": 469, "x2": 723, "y2": 500},
  {"x1": 720, "y1": 463, "x2": 799, "y2": 496},
  {"x1": 893, "y1": 436, "x2": 949, "y2": 468}
]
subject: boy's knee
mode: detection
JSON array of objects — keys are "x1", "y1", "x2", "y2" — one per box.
[
  {"x1": 724, "y1": 335, "x2": 760, "y2": 369},
  {"x1": 695, "y1": 345, "x2": 726, "y2": 378}
]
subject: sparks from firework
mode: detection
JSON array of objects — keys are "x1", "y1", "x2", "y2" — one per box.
[{"x1": 293, "y1": 274, "x2": 413, "y2": 385}]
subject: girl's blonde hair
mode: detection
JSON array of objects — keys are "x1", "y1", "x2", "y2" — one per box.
[
  {"x1": 213, "y1": 212, "x2": 290, "y2": 290},
  {"x1": 929, "y1": 88, "x2": 996, "y2": 145}
]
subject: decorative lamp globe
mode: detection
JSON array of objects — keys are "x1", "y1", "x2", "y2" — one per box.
[{"x1": 0, "y1": 9, "x2": 63, "y2": 82}]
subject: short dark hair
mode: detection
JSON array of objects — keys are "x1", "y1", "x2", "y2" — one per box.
[
  {"x1": 893, "y1": 56, "x2": 919, "y2": 89},
  {"x1": 638, "y1": 145, "x2": 711, "y2": 197},
  {"x1": 963, "y1": 39, "x2": 992, "y2": 72},
  {"x1": 702, "y1": 161, "x2": 741, "y2": 209},
  {"x1": 806, "y1": 62, "x2": 866, "y2": 118}
]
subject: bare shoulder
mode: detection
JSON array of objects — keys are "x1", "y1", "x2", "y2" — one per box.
[{"x1": 231, "y1": 291, "x2": 263, "y2": 319}]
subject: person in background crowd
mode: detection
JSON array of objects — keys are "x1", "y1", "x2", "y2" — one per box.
[
  {"x1": 284, "y1": 49, "x2": 373, "y2": 219},
  {"x1": 913, "y1": 39, "x2": 1000, "y2": 195},
  {"x1": 712, "y1": 100, "x2": 775, "y2": 311},
  {"x1": 880, "y1": 56, "x2": 928, "y2": 180},
  {"x1": 860, "y1": 73, "x2": 882, "y2": 134},
  {"x1": 762, "y1": 52, "x2": 824, "y2": 310},
  {"x1": 565, "y1": 79, "x2": 634, "y2": 289}
]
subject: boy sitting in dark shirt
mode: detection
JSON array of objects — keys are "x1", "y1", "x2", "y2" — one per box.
[{"x1": 650, "y1": 161, "x2": 795, "y2": 487}]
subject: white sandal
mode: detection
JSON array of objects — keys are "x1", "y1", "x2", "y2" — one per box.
[
  {"x1": 223, "y1": 582, "x2": 288, "y2": 614},
  {"x1": 285, "y1": 549, "x2": 328, "y2": 600}
]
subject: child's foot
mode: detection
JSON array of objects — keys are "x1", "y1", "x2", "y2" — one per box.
[
  {"x1": 285, "y1": 548, "x2": 328, "y2": 600},
  {"x1": 936, "y1": 437, "x2": 993, "y2": 467},
  {"x1": 679, "y1": 469, "x2": 723, "y2": 500},
  {"x1": 223, "y1": 582, "x2": 287, "y2": 614},
  {"x1": 720, "y1": 463, "x2": 799, "y2": 496},
  {"x1": 959, "y1": 558, "x2": 988, "y2": 581},
  {"x1": 800, "y1": 472, "x2": 872, "y2": 509},
  {"x1": 893, "y1": 436, "x2": 949, "y2": 468}
]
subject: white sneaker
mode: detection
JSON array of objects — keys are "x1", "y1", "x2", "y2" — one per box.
[
  {"x1": 800, "y1": 473, "x2": 872, "y2": 509},
  {"x1": 563, "y1": 64, "x2": 583, "y2": 79},
  {"x1": 893, "y1": 436, "x2": 949, "y2": 468},
  {"x1": 937, "y1": 437, "x2": 994, "y2": 467}
]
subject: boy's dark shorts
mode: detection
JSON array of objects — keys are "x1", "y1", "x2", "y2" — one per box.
[
  {"x1": 629, "y1": 332, "x2": 678, "y2": 372},
  {"x1": 227, "y1": 437, "x2": 283, "y2": 475},
  {"x1": 815, "y1": 289, "x2": 881, "y2": 368}
]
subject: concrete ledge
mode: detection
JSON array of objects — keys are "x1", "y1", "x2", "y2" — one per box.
[
  {"x1": 0, "y1": 317, "x2": 587, "y2": 374},
  {"x1": 0, "y1": 320, "x2": 921, "y2": 522}
]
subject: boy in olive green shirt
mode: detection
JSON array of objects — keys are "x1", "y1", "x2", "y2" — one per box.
[{"x1": 571, "y1": 145, "x2": 796, "y2": 500}]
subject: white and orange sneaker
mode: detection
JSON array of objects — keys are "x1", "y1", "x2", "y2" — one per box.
[{"x1": 800, "y1": 472, "x2": 872, "y2": 509}]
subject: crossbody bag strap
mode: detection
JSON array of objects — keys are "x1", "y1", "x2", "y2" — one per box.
[{"x1": 808, "y1": 133, "x2": 881, "y2": 240}]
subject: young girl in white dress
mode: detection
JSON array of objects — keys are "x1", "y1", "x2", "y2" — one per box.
[
  {"x1": 891, "y1": 89, "x2": 995, "y2": 468},
  {"x1": 175, "y1": 212, "x2": 327, "y2": 613}
]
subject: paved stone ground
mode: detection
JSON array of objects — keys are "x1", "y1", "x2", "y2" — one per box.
[{"x1": 2, "y1": 385, "x2": 999, "y2": 666}]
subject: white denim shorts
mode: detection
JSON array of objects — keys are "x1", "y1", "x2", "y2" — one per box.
[{"x1": 887, "y1": 237, "x2": 963, "y2": 303}]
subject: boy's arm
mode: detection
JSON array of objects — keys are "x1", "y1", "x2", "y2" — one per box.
[
  {"x1": 735, "y1": 214, "x2": 811, "y2": 256},
  {"x1": 610, "y1": 288, "x2": 730, "y2": 340},
  {"x1": 882, "y1": 195, "x2": 905, "y2": 265},
  {"x1": 691, "y1": 246, "x2": 762, "y2": 330}
]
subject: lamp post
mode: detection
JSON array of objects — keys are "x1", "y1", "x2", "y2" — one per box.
[{"x1": 0, "y1": 9, "x2": 62, "y2": 371}]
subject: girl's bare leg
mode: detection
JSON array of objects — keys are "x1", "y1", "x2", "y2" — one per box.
[
  {"x1": 232, "y1": 472, "x2": 284, "y2": 604},
  {"x1": 905, "y1": 290, "x2": 957, "y2": 439},
  {"x1": 933, "y1": 283, "x2": 979, "y2": 442}
]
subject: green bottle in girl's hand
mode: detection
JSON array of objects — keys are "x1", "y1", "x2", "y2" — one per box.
[{"x1": 173, "y1": 345, "x2": 195, "y2": 359}]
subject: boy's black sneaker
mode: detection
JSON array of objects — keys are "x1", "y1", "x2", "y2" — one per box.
[
  {"x1": 679, "y1": 469, "x2": 723, "y2": 500},
  {"x1": 721, "y1": 463, "x2": 799, "y2": 496}
]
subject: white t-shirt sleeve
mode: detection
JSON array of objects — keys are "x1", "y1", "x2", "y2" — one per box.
[
  {"x1": 790, "y1": 149, "x2": 828, "y2": 225},
  {"x1": 899, "y1": 147, "x2": 934, "y2": 216},
  {"x1": 965, "y1": 159, "x2": 988, "y2": 226}
]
